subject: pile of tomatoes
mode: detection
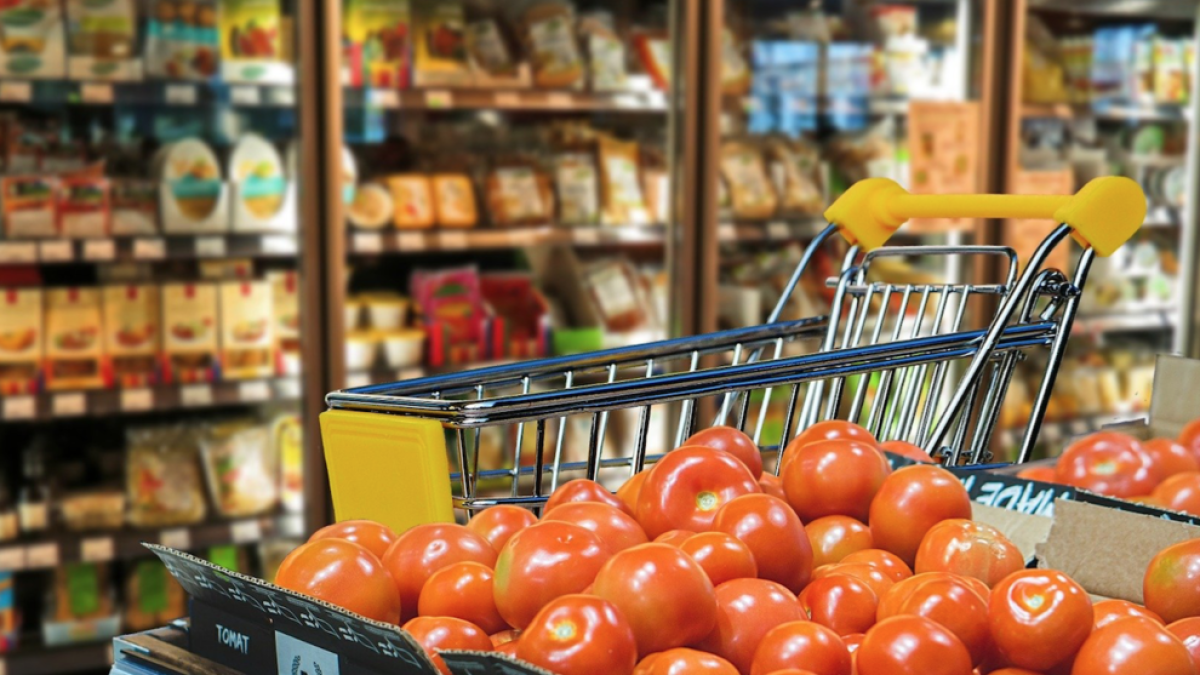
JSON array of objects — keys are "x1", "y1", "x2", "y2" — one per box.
[
  {"x1": 274, "y1": 420, "x2": 1200, "y2": 675},
  {"x1": 1017, "y1": 418, "x2": 1200, "y2": 514}
]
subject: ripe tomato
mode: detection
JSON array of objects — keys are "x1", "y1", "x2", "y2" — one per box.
[
  {"x1": 816, "y1": 562, "x2": 895, "y2": 600},
  {"x1": 1144, "y1": 438, "x2": 1200, "y2": 478},
  {"x1": 857, "y1": 615, "x2": 972, "y2": 675},
  {"x1": 543, "y1": 501, "x2": 649, "y2": 553},
  {"x1": 617, "y1": 470, "x2": 651, "y2": 514},
  {"x1": 1016, "y1": 466, "x2": 1059, "y2": 483},
  {"x1": 417, "y1": 562, "x2": 507, "y2": 634},
  {"x1": 876, "y1": 573, "x2": 990, "y2": 665},
  {"x1": 807, "y1": 516, "x2": 874, "y2": 568},
  {"x1": 636, "y1": 446, "x2": 760, "y2": 538},
  {"x1": 879, "y1": 440, "x2": 935, "y2": 464},
  {"x1": 490, "y1": 629, "x2": 519, "y2": 647},
  {"x1": 1151, "y1": 473, "x2": 1200, "y2": 516},
  {"x1": 759, "y1": 472, "x2": 787, "y2": 500},
  {"x1": 495, "y1": 640, "x2": 519, "y2": 657},
  {"x1": 382, "y1": 523, "x2": 497, "y2": 623},
  {"x1": 687, "y1": 426, "x2": 765, "y2": 479},
  {"x1": 712, "y1": 493, "x2": 814, "y2": 592},
  {"x1": 1180, "y1": 419, "x2": 1200, "y2": 465},
  {"x1": 750, "y1": 620, "x2": 851, "y2": 675},
  {"x1": 914, "y1": 519, "x2": 1024, "y2": 587},
  {"x1": 1092, "y1": 599, "x2": 1163, "y2": 629},
  {"x1": 1167, "y1": 617, "x2": 1200, "y2": 670},
  {"x1": 988, "y1": 670, "x2": 1045, "y2": 675},
  {"x1": 308, "y1": 519, "x2": 397, "y2": 559},
  {"x1": 402, "y1": 616, "x2": 492, "y2": 675},
  {"x1": 782, "y1": 439, "x2": 891, "y2": 523},
  {"x1": 1144, "y1": 538, "x2": 1200, "y2": 624},
  {"x1": 516, "y1": 595, "x2": 638, "y2": 675},
  {"x1": 546, "y1": 478, "x2": 632, "y2": 515},
  {"x1": 1071, "y1": 616, "x2": 1194, "y2": 675},
  {"x1": 1054, "y1": 432, "x2": 1159, "y2": 498},
  {"x1": 783, "y1": 421, "x2": 879, "y2": 471},
  {"x1": 801, "y1": 574, "x2": 879, "y2": 637},
  {"x1": 275, "y1": 539, "x2": 401, "y2": 623},
  {"x1": 639, "y1": 648, "x2": 740, "y2": 675},
  {"x1": 698, "y1": 578, "x2": 807, "y2": 675},
  {"x1": 465, "y1": 505, "x2": 537, "y2": 551},
  {"x1": 989, "y1": 569, "x2": 1094, "y2": 671},
  {"x1": 680, "y1": 532, "x2": 759, "y2": 586},
  {"x1": 493, "y1": 521, "x2": 611, "y2": 629},
  {"x1": 868, "y1": 465, "x2": 972, "y2": 565},
  {"x1": 841, "y1": 549, "x2": 913, "y2": 583},
  {"x1": 1131, "y1": 494, "x2": 1167, "y2": 507},
  {"x1": 654, "y1": 529, "x2": 696, "y2": 546},
  {"x1": 591, "y1": 543, "x2": 718, "y2": 656}
]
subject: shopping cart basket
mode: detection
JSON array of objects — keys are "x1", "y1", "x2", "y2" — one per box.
[{"x1": 322, "y1": 176, "x2": 1146, "y2": 532}]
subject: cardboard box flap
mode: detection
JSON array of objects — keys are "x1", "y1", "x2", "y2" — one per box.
[
  {"x1": 442, "y1": 651, "x2": 556, "y2": 675},
  {"x1": 1035, "y1": 499, "x2": 1200, "y2": 603},
  {"x1": 971, "y1": 502, "x2": 1053, "y2": 562},
  {"x1": 1149, "y1": 354, "x2": 1200, "y2": 439},
  {"x1": 146, "y1": 545, "x2": 441, "y2": 675}
]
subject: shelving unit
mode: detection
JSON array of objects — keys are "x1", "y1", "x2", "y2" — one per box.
[{"x1": 0, "y1": 235, "x2": 298, "y2": 265}]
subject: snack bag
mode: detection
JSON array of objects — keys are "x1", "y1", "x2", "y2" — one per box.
[{"x1": 522, "y1": 1, "x2": 583, "y2": 89}]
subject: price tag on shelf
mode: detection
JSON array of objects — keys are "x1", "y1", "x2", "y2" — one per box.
[
  {"x1": 546, "y1": 92, "x2": 573, "y2": 109},
  {"x1": 133, "y1": 238, "x2": 166, "y2": 260},
  {"x1": 3, "y1": 396, "x2": 35, "y2": 421},
  {"x1": 0, "y1": 81, "x2": 31, "y2": 102},
  {"x1": 353, "y1": 232, "x2": 383, "y2": 253},
  {"x1": 160, "y1": 528, "x2": 191, "y2": 550},
  {"x1": 0, "y1": 547, "x2": 25, "y2": 572},
  {"x1": 437, "y1": 231, "x2": 469, "y2": 250},
  {"x1": 180, "y1": 384, "x2": 213, "y2": 407},
  {"x1": 275, "y1": 378, "x2": 302, "y2": 400},
  {"x1": 238, "y1": 380, "x2": 271, "y2": 402},
  {"x1": 267, "y1": 87, "x2": 296, "y2": 107},
  {"x1": 195, "y1": 237, "x2": 226, "y2": 258},
  {"x1": 80, "y1": 83, "x2": 114, "y2": 104},
  {"x1": 52, "y1": 392, "x2": 86, "y2": 417},
  {"x1": 120, "y1": 388, "x2": 153, "y2": 412},
  {"x1": 38, "y1": 240, "x2": 73, "y2": 262},
  {"x1": 83, "y1": 239, "x2": 116, "y2": 261},
  {"x1": 0, "y1": 243, "x2": 36, "y2": 263},
  {"x1": 26, "y1": 543, "x2": 58, "y2": 568},
  {"x1": 397, "y1": 232, "x2": 425, "y2": 251},
  {"x1": 767, "y1": 222, "x2": 791, "y2": 240},
  {"x1": 165, "y1": 84, "x2": 198, "y2": 105},
  {"x1": 424, "y1": 89, "x2": 453, "y2": 109},
  {"x1": 81, "y1": 537, "x2": 115, "y2": 563},
  {"x1": 573, "y1": 228, "x2": 601, "y2": 245},
  {"x1": 718, "y1": 224, "x2": 736, "y2": 242},
  {"x1": 262, "y1": 235, "x2": 298, "y2": 255},
  {"x1": 368, "y1": 88, "x2": 400, "y2": 108},
  {"x1": 230, "y1": 85, "x2": 261, "y2": 106},
  {"x1": 231, "y1": 519, "x2": 263, "y2": 544},
  {"x1": 645, "y1": 91, "x2": 668, "y2": 110},
  {"x1": 494, "y1": 92, "x2": 520, "y2": 108},
  {"x1": 345, "y1": 372, "x2": 371, "y2": 389}
]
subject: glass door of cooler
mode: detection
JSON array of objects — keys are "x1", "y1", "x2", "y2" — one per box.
[{"x1": 0, "y1": 0, "x2": 321, "y2": 670}]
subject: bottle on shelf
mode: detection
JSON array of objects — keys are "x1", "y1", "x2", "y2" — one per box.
[{"x1": 18, "y1": 441, "x2": 51, "y2": 536}]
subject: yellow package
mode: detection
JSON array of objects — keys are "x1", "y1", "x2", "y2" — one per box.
[
  {"x1": 412, "y1": 0, "x2": 471, "y2": 87},
  {"x1": 45, "y1": 288, "x2": 105, "y2": 391},
  {"x1": 388, "y1": 174, "x2": 435, "y2": 229},
  {"x1": 720, "y1": 141, "x2": 778, "y2": 220},
  {"x1": 432, "y1": 174, "x2": 477, "y2": 228},
  {"x1": 219, "y1": 280, "x2": 274, "y2": 380},
  {"x1": 102, "y1": 285, "x2": 160, "y2": 388},
  {"x1": 161, "y1": 283, "x2": 219, "y2": 384},
  {"x1": 598, "y1": 136, "x2": 649, "y2": 225},
  {"x1": 0, "y1": 288, "x2": 42, "y2": 395}
]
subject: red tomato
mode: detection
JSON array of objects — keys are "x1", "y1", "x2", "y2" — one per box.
[
  {"x1": 782, "y1": 439, "x2": 891, "y2": 523},
  {"x1": 1144, "y1": 538, "x2": 1200, "y2": 624},
  {"x1": 545, "y1": 478, "x2": 632, "y2": 515},
  {"x1": 417, "y1": 562, "x2": 507, "y2": 634},
  {"x1": 801, "y1": 574, "x2": 879, "y2": 637},
  {"x1": 1071, "y1": 617, "x2": 1194, "y2": 675},
  {"x1": 516, "y1": 595, "x2": 638, "y2": 675},
  {"x1": 1131, "y1": 494, "x2": 1167, "y2": 507},
  {"x1": 1167, "y1": 617, "x2": 1200, "y2": 671},
  {"x1": 275, "y1": 539, "x2": 401, "y2": 623},
  {"x1": 465, "y1": 505, "x2": 537, "y2": 551},
  {"x1": 759, "y1": 472, "x2": 787, "y2": 501},
  {"x1": 493, "y1": 521, "x2": 611, "y2": 629},
  {"x1": 1054, "y1": 432, "x2": 1159, "y2": 498},
  {"x1": 914, "y1": 519, "x2": 1024, "y2": 587},
  {"x1": 841, "y1": 549, "x2": 913, "y2": 583},
  {"x1": 756, "y1": 670, "x2": 819, "y2": 675},
  {"x1": 308, "y1": 519, "x2": 397, "y2": 559},
  {"x1": 1180, "y1": 419, "x2": 1200, "y2": 465},
  {"x1": 1151, "y1": 473, "x2": 1200, "y2": 516},
  {"x1": 868, "y1": 465, "x2": 972, "y2": 565},
  {"x1": 634, "y1": 653, "x2": 662, "y2": 675},
  {"x1": 1092, "y1": 599, "x2": 1163, "y2": 629},
  {"x1": 1016, "y1": 466, "x2": 1059, "y2": 483},
  {"x1": 680, "y1": 532, "x2": 759, "y2": 586},
  {"x1": 592, "y1": 543, "x2": 718, "y2": 656},
  {"x1": 988, "y1": 670, "x2": 1045, "y2": 675},
  {"x1": 807, "y1": 516, "x2": 874, "y2": 568},
  {"x1": 712, "y1": 493, "x2": 814, "y2": 592},
  {"x1": 402, "y1": 616, "x2": 492, "y2": 675},
  {"x1": 636, "y1": 446, "x2": 760, "y2": 537},
  {"x1": 687, "y1": 426, "x2": 765, "y2": 479},
  {"x1": 880, "y1": 440, "x2": 936, "y2": 464},
  {"x1": 617, "y1": 471, "x2": 651, "y2": 514},
  {"x1": 382, "y1": 523, "x2": 497, "y2": 623},
  {"x1": 490, "y1": 629, "x2": 519, "y2": 647},
  {"x1": 784, "y1": 421, "x2": 879, "y2": 471},
  {"x1": 543, "y1": 501, "x2": 649, "y2": 553},
  {"x1": 698, "y1": 578, "x2": 807, "y2": 675},
  {"x1": 812, "y1": 562, "x2": 894, "y2": 600},
  {"x1": 750, "y1": 620, "x2": 851, "y2": 675},
  {"x1": 876, "y1": 573, "x2": 990, "y2": 665},
  {"x1": 1144, "y1": 438, "x2": 1200, "y2": 478},
  {"x1": 654, "y1": 529, "x2": 696, "y2": 546},
  {"x1": 989, "y1": 569, "x2": 1094, "y2": 671},
  {"x1": 857, "y1": 615, "x2": 972, "y2": 675},
  {"x1": 640, "y1": 648, "x2": 740, "y2": 675},
  {"x1": 495, "y1": 640, "x2": 519, "y2": 657}
]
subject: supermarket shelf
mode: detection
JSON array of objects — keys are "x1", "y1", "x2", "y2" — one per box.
[
  {"x1": 5, "y1": 640, "x2": 114, "y2": 675},
  {"x1": 0, "y1": 377, "x2": 302, "y2": 423},
  {"x1": 0, "y1": 79, "x2": 296, "y2": 108},
  {"x1": 345, "y1": 86, "x2": 668, "y2": 113},
  {"x1": 1022, "y1": 101, "x2": 1191, "y2": 122},
  {"x1": 1028, "y1": 0, "x2": 1200, "y2": 20},
  {"x1": 717, "y1": 218, "x2": 830, "y2": 243},
  {"x1": 347, "y1": 224, "x2": 667, "y2": 254},
  {"x1": 0, "y1": 234, "x2": 298, "y2": 266},
  {"x1": 1073, "y1": 310, "x2": 1179, "y2": 334},
  {"x1": 998, "y1": 413, "x2": 1122, "y2": 449},
  {"x1": 869, "y1": 97, "x2": 910, "y2": 116}
]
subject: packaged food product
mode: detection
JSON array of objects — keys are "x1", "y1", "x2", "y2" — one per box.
[
  {"x1": 432, "y1": 173, "x2": 477, "y2": 227},
  {"x1": 60, "y1": 491, "x2": 125, "y2": 531},
  {"x1": 721, "y1": 28, "x2": 750, "y2": 95},
  {"x1": 345, "y1": 330, "x2": 378, "y2": 370},
  {"x1": 1154, "y1": 37, "x2": 1186, "y2": 103},
  {"x1": 65, "y1": 0, "x2": 139, "y2": 80},
  {"x1": 579, "y1": 14, "x2": 625, "y2": 91},
  {"x1": 0, "y1": 573, "x2": 17, "y2": 652},
  {"x1": 363, "y1": 293, "x2": 408, "y2": 330},
  {"x1": 411, "y1": 266, "x2": 483, "y2": 346},
  {"x1": 0, "y1": 289, "x2": 43, "y2": 395},
  {"x1": 144, "y1": 0, "x2": 219, "y2": 79},
  {"x1": 126, "y1": 425, "x2": 207, "y2": 527},
  {"x1": 347, "y1": 182, "x2": 393, "y2": 229},
  {"x1": 720, "y1": 141, "x2": 778, "y2": 220},
  {"x1": 344, "y1": 298, "x2": 363, "y2": 330},
  {"x1": 634, "y1": 32, "x2": 671, "y2": 90},
  {"x1": 522, "y1": 1, "x2": 583, "y2": 89},
  {"x1": 199, "y1": 258, "x2": 254, "y2": 280},
  {"x1": 343, "y1": 0, "x2": 410, "y2": 88},
  {"x1": 102, "y1": 285, "x2": 160, "y2": 388},
  {"x1": 201, "y1": 419, "x2": 279, "y2": 518},
  {"x1": 274, "y1": 414, "x2": 304, "y2": 513},
  {"x1": 268, "y1": 271, "x2": 300, "y2": 374},
  {"x1": 161, "y1": 138, "x2": 223, "y2": 224},
  {"x1": 380, "y1": 328, "x2": 425, "y2": 368},
  {"x1": 0, "y1": 1, "x2": 66, "y2": 79},
  {"x1": 485, "y1": 164, "x2": 553, "y2": 225},
  {"x1": 219, "y1": 0, "x2": 283, "y2": 68},
  {"x1": 4, "y1": 121, "x2": 44, "y2": 174},
  {"x1": 48, "y1": 563, "x2": 115, "y2": 628},
  {"x1": 554, "y1": 152, "x2": 599, "y2": 224},
  {"x1": 412, "y1": 0, "x2": 470, "y2": 86},
  {"x1": 219, "y1": 280, "x2": 274, "y2": 380},
  {"x1": 228, "y1": 133, "x2": 286, "y2": 220},
  {"x1": 1, "y1": 176, "x2": 59, "y2": 239},
  {"x1": 123, "y1": 559, "x2": 186, "y2": 632},
  {"x1": 465, "y1": 18, "x2": 518, "y2": 80},
  {"x1": 641, "y1": 167, "x2": 669, "y2": 224},
  {"x1": 768, "y1": 139, "x2": 824, "y2": 215},
  {"x1": 58, "y1": 176, "x2": 110, "y2": 239},
  {"x1": 582, "y1": 259, "x2": 649, "y2": 333},
  {"x1": 160, "y1": 283, "x2": 218, "y2": 384},
  {"x1": 597, "y1": 136, "x2": 649, "y2": 225},
  {"x1": 387, "y1": 174, "x2": 435, "y2": 228},
  {"x1": 110, "y1": 180, "x2": 158, "y2": 236},
  {"x1": 45, "y1": 287, "x2": 105, "y2": 390}
]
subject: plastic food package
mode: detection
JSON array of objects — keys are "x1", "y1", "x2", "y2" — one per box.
[
  {"x1": 161, "y1": 283, "x2": 219, "y2": 384},
  {"x1": 387, "y1": 174, "x2": 435, "y2": 228},
  {"x1": 597, "y1": 136, "x2": 649, "y2": 225},
  {"x1": 48, "y1": 563, "x2": 115, "y2": 625},
  {"x1": 721, "y1": 28, "x2": 750, "y2": 95},
  {"x1": 268, "y1": 271, "x2": 300, "y2": 375},
  {"x1": 582, "y1": 259, "x2": 650, "y2": 333},
  {"x1": 127, "y1": 425, "x2": 207, "y2": 528},
  {"x1": 348, "y1": 183, "x2": 394, "y2": 229},
  {"x1": 486, "y1": 165, "x2": 553, "y2": 225},
  {"x1": 229, "y1": 134, "x2": 286, "y2": 220},
  {"x1": 343, "y1": 0, "x2": 411, "y2": 88},
  {"x1": 580, "y1": 14, "x2": 625, "y2": 91},
  {"x1": 2, "y1": 176, "x2": 59, "y2": 239},
  {"x1": 720, "y1": 141, "x2": 778, "y2": 220},
  {"x1": 0, "y1": 289, "x2": 43, "y2": 396},
  {"x1": 60, "y1": 491, "x2": 125, "y2": 532},
  {"x1": 554, "y1": 152, "x2": 599, "y2": 224},
  {"x1": 432, "y1": 174, "x2": 478, "y2": 227},
  {"x1": 102, "y1": 285, "x2": 161, "y2": 388},
  {"x1": 144, "y1": 0, "x2": 219, "y2": 79},
  {"x1": 123, "y1": 559, "x2": 186, "y2": 632},
  {"x1": 634, "y1": 32, "x2": 671, "y2": 90},
  {"x1": 45, "y1": 287, "x2": 105, "y2": 390},
  {"x1": 58, "y1": 176, "x2": 110, "y2": 239},
  {"x1": 65, "y1": 0, "x2": 139, "y2": 80},
  {"x1": 465, "y1": 18, "x2": 519, "y2": 82},
  {"x1": 0, "y1": 1, "x2": 66, "y2": 79},
  {"x1": 412, "y1": 0, "x2": 470, "y2": 86},
  {"x1": 111, "y1": 180, "x2": 158, "y2": 236},
  {"x1": 274, "y1": 414, "x2": 304, "y2": 513},
  {"x1": 769, "y1": 139, "x2": 825, "y2": 215},
  {"x1": 522, "y1": 1, "x2": 583, "y2": 89},
  {"x1": 201, "y1": 420, "x2": 279, "y2": 518}
]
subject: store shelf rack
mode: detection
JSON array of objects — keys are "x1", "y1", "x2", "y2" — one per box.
[
  {"x1": 0, "y1": 235, "x2": 298, "y2": 266},
  {"x1": 0, "y1": 80, "x2": 296, "y2": 108}
]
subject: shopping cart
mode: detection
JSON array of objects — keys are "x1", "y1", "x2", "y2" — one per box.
[{"x1": 322, "y1": 176, "x2": 1146, "y2": 531}]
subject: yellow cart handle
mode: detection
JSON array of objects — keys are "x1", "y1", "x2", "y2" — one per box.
[{"x1": 825, "y1": 176, "x2": 1146, "y2": 256}]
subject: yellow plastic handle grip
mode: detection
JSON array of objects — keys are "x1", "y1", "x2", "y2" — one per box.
[{"x1": 824, "y1": 176, "x2": 1146, "y2": 256}]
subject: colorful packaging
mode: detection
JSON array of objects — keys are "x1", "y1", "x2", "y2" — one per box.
[
  {"x1": 555, "y1": 152, "x2": 599, "y2": 224},
  {"x1": 111, "y1": 180, "x2": 158, "y2": 235},
  {"x1": 522, "y1": 1, "x2": 583, "y2": 89},
  {"x1": 200, "y1": 419, "x2": 278, "y2": 517},
  {"x1": 126, "y1": 424, "x2": 207, "y2": 527},
  {"x1": 485, "y1": 165, "x2": 552, "y2": 225},
  {"x1": 597, "y1": 136, "x2": 649, "y2": 225},
  {"x1": 44, "y1": 288, "x2": 106, "y2": 391},
  {"x1": 160, "y1": 283, "x2": 218, "y2": 384},
  {"x1": 218, "y1": 280, "x2": 274, "y2": 380},
  {"x1": 274, "y1": 414, "x2": 304, "y2": 513},
  {"x1": 0, "y1": 1, "x2": 66, "y2": 78},
  {"x1": 634, "y1": 33, "x2": 670, "y2": 90},
  {"x1": 219, "y1": 0, "x2": 284, "y2": 81},
  {"x1": 720, "y1": 141, "x2": 778, "y2": 220},
  {"x1": 267, "y1": 270, "x2": 299, "y2": 374},
  {"x1": 2, "y1": 176, "x2": 58, "y2": 239},
  {"x1": 144, "y1": 0, "x2": 219, "y2": 79},
  {"x1": 160, "y1": 138, "x2": 223, "y2": 227},
  {"x1": 465, "y1": 18, "x2": 522, "y2": 85},
  {"x1": 431, "y1": 173, "x2": 477, "y2": 228},
  {"x1": 1154, "y1": 37, "x2": 1186, "y2": 104},
  {"x1": 102, "y1": 285, "x2": 160, "y2": 388},
  {"x1": 58, "y1": 176, "x2": 110, "y2": 239},
  {"x1": 411, "y1": 0, "x2": 470, "y2": 86},
  {"x1": 387, "y1": 174, "x2": 434, "y2": 228},
  {"x1": 228, "y1": 133, "x2": 286, "y2": 220},
  {"x1": 580, "y1": 16, "x2": 624, "y2": 91},
  {"x1": 0, "y1": 289, "x2": 43, "y2": 395},
  {"x1": 343, "y1": 0, "x2": 410, "y2": 88},
  {"x1": 65, "y1": 0, "x2": 140, "y2": 80},
  {"x1": 412, "y1": 266, "x2": 483, "y2": 346}
]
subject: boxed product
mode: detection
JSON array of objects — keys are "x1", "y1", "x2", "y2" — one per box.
[
  {"x1": 218, "y1": 280, "x2": 275, "y2": 380},
  {"x1": 0, "y1": 288, "x2": 43, "y2": 395},
  {"x1": 0, "y1": 1, "x2": 66, "y2": 78},
  {"x1": 386, "y1": 174, "x2": 434, "y2": 228},
  {"x1": 65, "y1": 0, "x2": 141, "y2": 80},
  {"x1": 412, "y1": 267, "x2": 486, "y2": 366},
  {"x1": 521, "y1": 1, "x2": 583, "y2": 89},
  {"x1": 431, "y1": 173, "x2": 477, "y2": 228},
  {"x1": 229, "y1": 133, "x2": 291, "y2": 229},
  {"x1": 200, "y1": 419, "x2": 279, "y2": 518},
  {"x1": 111, "y1": 180, "x2": 159, "y2": 235},
  {"x1": 123, "y1": 559, "x2": 186, "y2": 633},
  {"x1": 43, "y1": 563, "x2": 119, "y2": 647},
  {"x1": 102, "y1": 285, "x2": 160, "y2": 388},
  {"x1": 268, "y1": 270, "x2": 300, "y2": 375},
  {"x1": 219, "y1": 0, "x2": 289, "y2": 82},
  {"x1": 481, "y1": 274, "x2": 549, "y2": 359},
  {"x1": 126, "y1": 424, "x2": 207, "y2": 527},
  {"x1": 160, "y1": 283, "x2": 218, "y2": 384},
  {"x1": 411, "y1": 0, "x2": 470, "y2": 87},
  {"x1": 1, "y1": 176, "x2": 59, "y2": 239},
  {"x1": 60, "y1": 490, "x2": 125, "y2": 531},
  {"x1": 144, "y1": 0, "x2": 219, "y2": 79},
  {"x1": 44, "y1": 287, "x2": 106, "y2": 391},
  {"x1": 159, "y1": 138, "x2": 227, "y2": 234},
  {"x1": 58, "y1": 176, "x2": 110, "y2": 239},
  {"x1": 342, "y1": 0, "x2": 410, "y2": 89}
]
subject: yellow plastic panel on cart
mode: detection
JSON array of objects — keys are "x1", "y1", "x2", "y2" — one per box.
[
  {"x1": 1054, "y1": 176, "x2": 1146, "y2": 257},
  {"x1": 320, "y1": 410, "x2": 455, "y2": 533}
]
